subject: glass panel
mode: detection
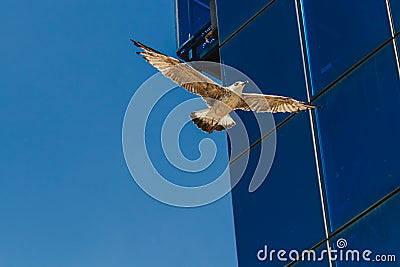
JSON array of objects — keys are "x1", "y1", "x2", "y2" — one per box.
[
  {"x1": 314, "y1": 43, "x2": 400, "y2": 232},
  {"x1": 301, "y1": 0, "x2": 392, "y2": 95},
  {"x1": 176, "y1": 0, "x2": 189, "y2": 46},
  {"x1": 330, "y1": 192, "x2": 400, "y2": 266},
  {"x1": 397, "y1": 36, "x2": 400, "y2": 60},
  {"x1": 230, "y1": 115, "x2": 325, "y2": 266},
  {"x1": 216, "y1": 0, "x2": 273, "y2": 43},
  {"x1": 219, "y1": 0, "x2": 310, "y2": 132},
  {"x1": 176, "y1": 0, "x2": 210, "y2": 47},
  {"x1": 390, "y1": 0, "x2": 400, "y2": 33},
  {"x1": 190, "y1": 0, "x2": 211, "y2": 34}
]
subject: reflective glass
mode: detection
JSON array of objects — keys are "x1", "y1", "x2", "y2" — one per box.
[
  {"x1": 330, "y1": 192, "x2": 400, "y2": 267},
  {"x1": 301, "y1": 0, "x2": 392, "y2": 95},
  {"x1": 216, "y1": 0, "x2": 273, "y2": 43},
  {"x1": 397, "y1": 36, "x2": 400, "y2": 60},
  {"x1": 390, "y1": 0, "x2": 400, "y2": 33},
  {"x1": 230, "y1": 114, "x2": 325, "y2": 266},
  {"x1": 314, "y1": 43, "x2": 400, "y2": 232},
  {"x1": 176, "y1": 0, "x2": 210, "y2": 47},
  {"x1": 219, "y1": 0, "x2": 310, "y2": 133}
]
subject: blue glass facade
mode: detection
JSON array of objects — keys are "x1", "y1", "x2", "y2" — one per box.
[
  {"x1": 175, "y1": 0, "x2": 211, "y2": 47},
  {"x1": 390, "y1": 0, "x2": 400, "y2": 32},
  {"x1": 176, "y1": 0, "x2": 400, "y2": 265},
  {"x1": 314, "y1": 43, "x2": 400, "y2": 232},
  {"x1": 175, "y1": 0, "x2": 219, "y2": 61},
  {"x1": 301, "y1": 0, "x2": 392, "y2": 95},
  {"x1": 215, "y1": 0, "x2": 273, "y2": 43}
]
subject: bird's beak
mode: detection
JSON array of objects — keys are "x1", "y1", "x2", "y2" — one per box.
[{"x1": 243, "y1": 80, "x2": 249, "y2": 85}]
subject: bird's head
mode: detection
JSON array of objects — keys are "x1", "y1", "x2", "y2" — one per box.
[{"x1": 228, "y1": 80, "x2": 248, "y2": 94}]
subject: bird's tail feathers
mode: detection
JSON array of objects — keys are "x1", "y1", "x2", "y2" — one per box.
[{"x1": 190, "y1": 109, "x2": 235, "y2": 133}]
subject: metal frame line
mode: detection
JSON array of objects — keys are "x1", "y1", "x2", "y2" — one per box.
[{"x1": 294, "y1": 0, "x2": 333, "y2": 265}]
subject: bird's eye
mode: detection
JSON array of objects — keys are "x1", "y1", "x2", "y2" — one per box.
[{"x1": 234, "y1": 82, "x2": 239, "y2": 86}]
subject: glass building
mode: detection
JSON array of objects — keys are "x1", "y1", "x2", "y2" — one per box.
[{"x1": 176, "y1": 0, "x2": 400, "y2": 266}]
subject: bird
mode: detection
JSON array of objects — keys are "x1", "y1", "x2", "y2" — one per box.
[{"x1": 131, "y1": 39, "x2": 320, "y2": 133}]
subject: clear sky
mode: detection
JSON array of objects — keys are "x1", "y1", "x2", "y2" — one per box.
[{"x1": 0, "y1": 0, "x2": 238, "y2": 266}]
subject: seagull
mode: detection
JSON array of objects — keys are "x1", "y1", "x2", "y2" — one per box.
[{"x1": 131, "y1": 40, "x2": 320, "y2": 133}]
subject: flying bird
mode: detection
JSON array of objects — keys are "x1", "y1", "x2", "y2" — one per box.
[{"x1": 131, "y1": 40, "x2": 319, "y2": 133}]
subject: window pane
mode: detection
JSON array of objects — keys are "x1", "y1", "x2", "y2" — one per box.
[
  {"x1": 314, "y1": 43, "x2": 400, "y2": 232},
  {"x1": 219, "y1": 0, "x2": 310, "y2": 131},
  {"x1": 330, "y1": 192, "x2": 400, "y2": 267},
  {"x1": 390, "y1": 0, "x2": 400, "y2": 33},
  {"x1": 176, "y1": 0, "x2": 210, "y2": 47},
  {"x1": 397, "y1": 36, "x2": 400, "y2": 59},
  {"x1": 216, "y1": 0, "x2": 273, "y2": 43},
  {"x1": 230, "y1": 115, "x2": 325, "y2": 266},
  {"x1": 301, "y1": 0, "x2": 392, "y2": 95}
]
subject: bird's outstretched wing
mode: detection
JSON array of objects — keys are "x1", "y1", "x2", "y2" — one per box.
[
  {"x1": 132, "y1": 40, "x2": 230, "y2": 100},
  {"x1": 236, "y1": 93, "x2": 318, "y2": 113}
]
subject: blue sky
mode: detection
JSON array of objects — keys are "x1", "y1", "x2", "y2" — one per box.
[{"x1": 0, "y1": 0, "x2": 237, "y2": 266}]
